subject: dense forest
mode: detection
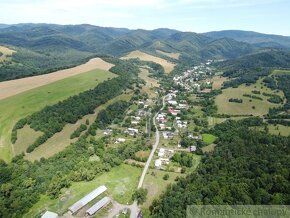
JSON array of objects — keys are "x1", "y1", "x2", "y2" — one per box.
[
  {"x1": 218, "y1": 50, "x2": 290, "y2": 88},
  {"x1": 150, "y1": 118, "x2": 290, "y2": 217}
]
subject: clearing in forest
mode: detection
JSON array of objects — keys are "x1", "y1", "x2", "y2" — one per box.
[
  {"x1": 0, "y1": 57, "x2": 114, "y2": 100},
  {"x1": 0, "y1": 45, "x2": 15, "y2": 62},
  {"x1": 139, "y1": 68, "x2": 159, "y2": 98},
  {"x1": 121, "y1": 50, "x2": 176, "y2": 73},
  {"x1": 0, "y1": 69, "x2": 115, "y2": 162}
]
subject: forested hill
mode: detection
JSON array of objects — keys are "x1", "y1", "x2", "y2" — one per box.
[
  {"x1": 0, "y1": 23, "x2": 259, "y2": 81},
  {"x1": 203, "y1": 30, "x2": 290, "y2": 49},
  {"x1": 150, "y1": 118, "x2": 290, "y2": 218}
]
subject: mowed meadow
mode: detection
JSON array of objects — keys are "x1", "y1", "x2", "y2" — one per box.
[
  {"x1": 121, "y1": 50, "x2": 176, "y2": 73},
  {"x1": 0, "y1": 67, "x2": 116, "y2": 162}
]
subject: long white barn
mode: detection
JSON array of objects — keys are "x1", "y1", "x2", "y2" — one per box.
[
  {"x1": 86, "y1": 196, "x2": 111, "y2": 216},
  {"x1": 68, "y1": 185, "x2": 107, "y2": 214}
]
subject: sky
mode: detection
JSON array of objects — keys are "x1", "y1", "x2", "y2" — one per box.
[{"x1": 0, "y1": 0, "x2": 289, "y2": 35}]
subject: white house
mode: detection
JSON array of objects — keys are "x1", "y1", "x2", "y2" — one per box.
[
  {"x1": 155, "y1": 159, "x2": 162, "y2": 169},
  {"x1": 158, "y1": 148, "x2": 165, "y2": 157}
]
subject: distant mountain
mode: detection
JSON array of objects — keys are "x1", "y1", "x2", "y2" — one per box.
[
  {"x1": 2, "y1": 23, "x2": 289, "y2": 81},
  {"x1": 203, "y1": 30, "x2": 290, "y2": 48}
]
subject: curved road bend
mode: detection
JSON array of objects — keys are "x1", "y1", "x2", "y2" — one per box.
[{"x1": 130, "y1": 95, "x2": 167, "y2": 218}]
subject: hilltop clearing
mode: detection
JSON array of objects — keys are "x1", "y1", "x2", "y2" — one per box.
[{"x1": 121, "y1": 50, "x2": 176, "y2": 73}]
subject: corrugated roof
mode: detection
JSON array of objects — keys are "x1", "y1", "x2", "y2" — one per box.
[
  {"x1": 68, "y1": 185, "x2": 107, "y2": 214},
  {"x1": 86, "y1": 196, "x2": 111, "y2": 216}
]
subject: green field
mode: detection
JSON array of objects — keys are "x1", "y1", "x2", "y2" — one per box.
[
  {"x1": 252, "y1": 124, "x2": 290, "y2": 137},
  {"x1": 272, "y1": 69, "x2": 290, "y2": 75},
  {"x1": 0, "y1": 69, "x2": 116, "y2": 162},
  {"x1": 202, "y1": 133, "x2": 217, "y2": 144},
  {"x1": 215, "y1": 79, "x2": 284, "y2": 116},
  {"x1": 142, "y1": 170, "x2": 181, "y2": 208},
  {"x1": 24, "y1": 164, "x2": 141, "y2": 217}
]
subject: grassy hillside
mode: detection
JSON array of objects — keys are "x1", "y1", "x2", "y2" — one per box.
[
  {"x1": 0, "y1": 69, "x2": 115, "y2": 162},
  {"x1": 215, "y1": 79, "x2": 284, "y2": 116}
]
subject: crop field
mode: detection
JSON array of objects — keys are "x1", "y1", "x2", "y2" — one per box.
[
  {"x1": 0, "y1": 46, "x2": 15, "y2": 62},
  {"x1": 0, "y1": 69, "x2": 116, "y2": 162},
  {"x1": 0, "y1": 57, "x2": 114, "y2": 100},
  {"x1": 25, "y1": 93, "x2": 132, "y2": 161},
  {"x1": 121, "y1": 50, "x2": 176, "y2": 73},
  {"x1": 156, "y1": 50, "x2": 180, "y2": 60},
  {"x1": 24, "y1": 164, "x2": 141, "y2": 217},
  {"x1": 215, "y1": 79, "x2": 284, "y2": 116}
]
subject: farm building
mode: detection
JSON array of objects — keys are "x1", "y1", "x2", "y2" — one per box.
[
  {"x1": 68, "y1": 185, "x2": 107, "y2": 214},
  {"x1": 41, "y1": 211, "x2": 58, "y2": 218},
  {"x1": 86, "y1": 196, "x2": 111, "y2": 216}
]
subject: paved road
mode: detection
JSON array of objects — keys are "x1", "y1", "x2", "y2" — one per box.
[{"x1": 130, "y1": 95, "x2": 167, "y2": 218}]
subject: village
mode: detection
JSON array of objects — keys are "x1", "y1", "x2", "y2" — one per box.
[{"x1": 40, "y1": 60, "x2": 218, "y2": 218}]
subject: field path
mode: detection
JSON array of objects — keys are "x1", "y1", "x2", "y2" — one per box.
[{"x1": 0, "y1": 58, "x2": 114, "y2": 100}]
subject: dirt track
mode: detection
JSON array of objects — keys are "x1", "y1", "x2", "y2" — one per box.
[{"x1": 0, "y1": 58, "x2": 114, "y2": 100}]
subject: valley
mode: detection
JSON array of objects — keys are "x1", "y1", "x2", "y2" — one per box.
[{"x1": 0, "y1": 23, "x2": 289, "y2": 218}]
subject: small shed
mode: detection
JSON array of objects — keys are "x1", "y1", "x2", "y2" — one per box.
[{"x1": 86, "y1": 196, "x2": 111, "y2": 216}]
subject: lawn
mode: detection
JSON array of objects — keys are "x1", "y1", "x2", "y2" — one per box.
[
  {"x1": 0, "y1": 69, "x2": 116, "y2": 162},
  {"x1": 24, "y1": 164, "x2": 142, "y2": 217},
  {"x1": 202, "y1": 133, "x2": 217, "y2": 145},
  {"x1": 215, "y1": 79, "x2": 284, "y2": 116}
]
